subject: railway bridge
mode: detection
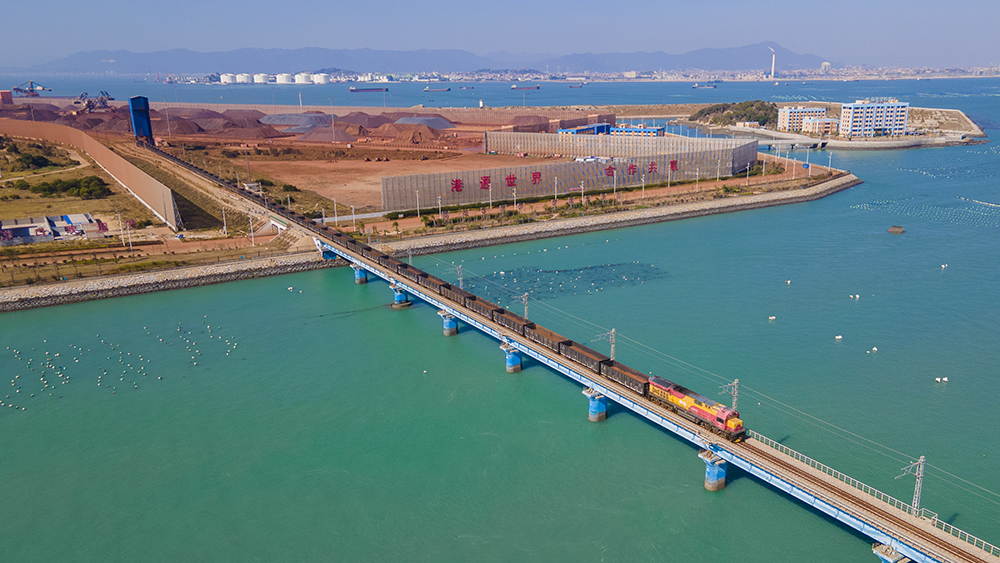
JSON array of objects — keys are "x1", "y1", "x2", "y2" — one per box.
[
  {"x1": 131, "y1": 139, "x2": 997, "y2": 563},
  {"x1": 312, "y1": 234, "x2": 999, "y2": 563}
]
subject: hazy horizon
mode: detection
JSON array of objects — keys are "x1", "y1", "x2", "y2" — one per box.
[{"x1": 3, "y1": 0, "x2": 997, "y2": 69}]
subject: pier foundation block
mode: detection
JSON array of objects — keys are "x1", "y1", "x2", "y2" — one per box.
[
  {"x1": 352, "y1": 266, "x2": 368, "y2": 285},
  {"x1": 699, "y1": 449, "x2": 727, "y2": 492},
  {"x1": 502, "y1": 344, "x2": 521, "y2": 373},
  {"x1": 390, "y1": 285, "x2": 411, "y2": 310},
  {"x1": 438, "y1": 311, "x2": 458, "y2": 336},
  {"x1": 872, "y1": 544, "x2": 912, "y2": 563},
  {"x1": 583, "y1": 388, "x2": 607, "y2": 422}
]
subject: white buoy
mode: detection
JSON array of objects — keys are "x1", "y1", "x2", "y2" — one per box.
[
  {"x1": 768, "y1": 316, "x2": 776, "y2": 321},
  {"x1": 942, "y1": 377, "x2": 949, "y2": 382},
  {"x1": 855, "y1": 295, "x2": 860, "y2": 299},
  {"x1": 872, "y1": 347, "x2": 877, "y2": 352},
  {"x1": 835, "y1": 335, "x2": 843, "y2": 340},
  {"x1": 935, "y1": 377, "x2": 941, "y2": 382}
]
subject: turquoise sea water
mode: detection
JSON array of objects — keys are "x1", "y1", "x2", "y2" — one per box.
[{"x1": 2, "y1": 80, "x2": 1000, "y2": 561}]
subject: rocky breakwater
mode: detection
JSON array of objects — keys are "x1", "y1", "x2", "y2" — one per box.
[
  {"x1": 1, "y1": 252, "x2": 340, "y2": 313},
  {"x1": 381, "y1": 174, "x2": 862, "y2": 257}
]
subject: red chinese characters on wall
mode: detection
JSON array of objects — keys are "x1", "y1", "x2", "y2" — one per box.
[
  {"x1": 627, "y1": 163, "x2": 637, "y2": 176},
  {"x1": 480, "y1": 176, "x2": 491, "y2": 190},
  {"x1": 670, "y1": 159, "x2": 679, "y2": 171},
  {"x1": 648, "y1": 161, "x2": 658, "y2": 173},
  {"x1": 531, "y1": 171, "x2": 542, "y2": 184},
  {"x1": 505, "y1": 174, "x2": 517, "y2": 187},
  {"x1": 451, "y1": 178, "x2": 464, "y2": 192},
  {"x1": 604, "y1": 165, "x2": 616, "y2": 177}
]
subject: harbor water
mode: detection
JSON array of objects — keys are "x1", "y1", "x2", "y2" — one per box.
[{"x1": 2, "y1": 79, "x2": 1000, "y2": 561}]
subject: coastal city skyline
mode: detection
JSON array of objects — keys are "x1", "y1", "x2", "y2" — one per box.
[{"x1": 1, "y1": 0, "x2": 997, "y2": 70}]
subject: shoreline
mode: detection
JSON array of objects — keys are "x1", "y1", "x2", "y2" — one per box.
[
  {"x1": 0, "y1": 252, "x2": 341, "y2": 313},
  {"x1": 378, "y1": 173, "x2": 862, "y2": 256},
  {"x1": 0, "y1": 173, "x2": 861, "y2": 312}
]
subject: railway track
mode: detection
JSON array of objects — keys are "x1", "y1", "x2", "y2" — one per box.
[{"x1": 738, "y1": 440, "x2": 991, "y2": 563}]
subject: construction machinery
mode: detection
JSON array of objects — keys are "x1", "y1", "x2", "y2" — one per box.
[
  {"x1": 12, "y1": 80, "x2": 52, "y2": 97},
  {"x1": 74, "y1": 91, "x2": 115, "y2": 112}
]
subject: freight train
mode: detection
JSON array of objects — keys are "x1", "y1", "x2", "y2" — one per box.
[{"x1": 139, "y1": 143, "x2": 747, "y2": 442}]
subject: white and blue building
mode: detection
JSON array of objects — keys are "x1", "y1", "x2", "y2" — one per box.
[{"x1": 839, "y1": 98, "x2": 910, "y2": 138}]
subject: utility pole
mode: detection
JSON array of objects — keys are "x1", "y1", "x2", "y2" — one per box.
[
  {"x1": 520, "y1": 292, "x2": 529, "y2": 319},
  {"x1": 897, "y1": 456, "x2": 927, "y2": 513},
  {"x1": 595, "y1": 328, "x2": 616, "y2": 361},
  {"x1": 248, "y1": 212, "x2": 255, "y2": 246},
  {"x1": 334, "y1": 199, "x2": 338, "y2": 226},
  {"x1": 222, "y1": 207, "x2": 227, "y2": 235},
  {"x1": 720, "y1": 378, "x2": 739, "y2": 410},
  {"x1": 554, "y1": 177, "x2": 558, "y2": 204}
]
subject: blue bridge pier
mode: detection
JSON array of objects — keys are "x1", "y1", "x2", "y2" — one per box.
[
  {"x1": 699, "y1": 449, "x2": 728, "y2": 492},
  {"x1": 351, "y1": 265, "x2": 368, "y2": 284},
  {"x1": 389, "y1": 282, "x2": 411, "y2": 310},
  {"x1": 438, "y1": 310, "x2": 458, "y2": 336},
  {"x1": 501, "y1": 340, "x2": 522, "y2": 373},
  {"x1": 313, "y1": 237, "x2": 1000, "y2": 563},
  {"x1": 582, "y1": 388, "x2": 608, "y2": 422}
]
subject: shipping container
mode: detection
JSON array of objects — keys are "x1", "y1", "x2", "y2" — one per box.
[
  {"x1": 559, "y1": 341, "x2": 610, "y2": 374},
  {"x1": 466, "y1": 296, "x2": 502, "y2": 321},
  {"x1": 600, "y1": 361, "x2": 649, "y2": 396},
  {"x1": 524, "y1": 325, "x2": 570, "y2": 354},
  {"x1": 420, "y1": 275, "x2": 451, "y2": 294},
  {"x1": 493, "y1": 309, "x2": 535, "y2": 335}
]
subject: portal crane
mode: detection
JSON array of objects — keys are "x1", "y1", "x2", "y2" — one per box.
[{"x1": 12, "y1": 80, "x2": 52, "y2": 97}]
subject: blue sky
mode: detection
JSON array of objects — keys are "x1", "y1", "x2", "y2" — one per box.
[{"x1": 3, "y1": 0, "x2": 996, "y2": 68}]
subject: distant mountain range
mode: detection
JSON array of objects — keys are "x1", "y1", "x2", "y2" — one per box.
[{"x1": 3, "y1": 42, "x2": 831, "y2": 75}]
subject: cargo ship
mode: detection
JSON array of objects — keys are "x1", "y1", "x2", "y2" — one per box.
[
  {"x1": 568, "y1": 84, "x2": 584, "y2": 88},
  {"x1": 511, "y1": 84, "x2": 541, "y2": 90},
  {"x1": 459, "y1": 86, "x2": 474, "y2": 90},
  {"x1": 349, "y1": 86, "x2": 389, "y2": 93},
  {"x1": 423, "y1": 86, "x2": 451, "y2": 92},
  {"x1": 692, "y1": 82, "x2": 716, "y2": 89}
]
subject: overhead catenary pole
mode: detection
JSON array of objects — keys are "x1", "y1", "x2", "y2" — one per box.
[
  {"x1": 896, "y1": 456, "x2": 927, "y2": 512},
  {"x1": 720, "y1": 378, "x2": 739, "y2": 410}
]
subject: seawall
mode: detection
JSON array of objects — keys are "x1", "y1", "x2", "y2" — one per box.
[
  {"x1": 0, "y1": 253, "x2": 341, "y2": 313},
  {"x1": 379, "y1": 174, "x2": 862, "y2": 256},
  {"x1": 1, "y1": 174, "x2": 860, "y2": 312}
]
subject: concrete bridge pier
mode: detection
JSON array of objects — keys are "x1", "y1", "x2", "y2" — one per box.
[
  {"x1": 389, "y1": 283, "x2": 411, "y2": 310},
  {"x1": 438, "y1": 310, "x2": 458, "y2": 336},
  {"x1": 352, "y1": 265, "x2": 368, "y2": 284},
  {"x1": 582, "y1": 388, "x2": 607, "y2": 422},
  {"x1": 500, "y1": 342, "x2": 521, "y2": 373},
  {"x1": 699, "y1": 449, "x2": 728, "y2": 492}
]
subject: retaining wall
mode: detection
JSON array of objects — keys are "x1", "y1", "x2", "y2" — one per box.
[{"x1": 0, "y1": 119, "x2": 183, "y2": 230}]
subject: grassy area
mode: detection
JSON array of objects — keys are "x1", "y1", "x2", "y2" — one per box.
[
  {"x1": 0, "y1": 137, "x2": 80, "y2": 179},
  {"x1": 0, "y1": 161, "x2": 157, "y2": 223}
]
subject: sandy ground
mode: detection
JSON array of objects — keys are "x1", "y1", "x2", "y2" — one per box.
[{"x1": 250, "y1": 152, "x2": 554, "y2": 209}]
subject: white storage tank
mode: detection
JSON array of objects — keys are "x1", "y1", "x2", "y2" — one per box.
[
  {"x1": 220, "y1": 73, "x2": 237, "y2": 84},
  {"x1": 276, "y1": 73, "x2": 294, "y2": 84},
  {"x1": 295, "y1": 73, "x2": 313, "y2": 84},
  {"x1": 312, "y1": 73, "x2": 330, "y2": 84},
  {"x1": 253, "y1": 73, "x2": 270, "y2": 84},
  {"x1": 236, "y1": 73, "x2": 252, "y2": 84}
]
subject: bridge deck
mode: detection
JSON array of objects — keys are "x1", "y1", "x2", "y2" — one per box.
[{"x1": 314, "y1": 236, "x2": 998, "y2": 563}]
